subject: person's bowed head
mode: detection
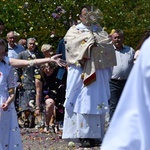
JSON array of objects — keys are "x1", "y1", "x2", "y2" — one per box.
[{"x1": 40, "y1": 62, "x2": 57, "y2": 76}]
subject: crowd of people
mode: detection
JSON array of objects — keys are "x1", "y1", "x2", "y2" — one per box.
[
  {"x1": 0, "y1": 18, "x2": 67, "y2": 149},
  {"x1": 0, "y1": 4, "x2": 150, "y2": 150}
]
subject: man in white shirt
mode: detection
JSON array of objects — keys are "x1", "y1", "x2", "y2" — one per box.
[
  {"x1": 109, "y1": 29, "x2": 135, "y2": 120},
  {"x1": 7, "y1": 31, "x2": 25, "y2": 58}
]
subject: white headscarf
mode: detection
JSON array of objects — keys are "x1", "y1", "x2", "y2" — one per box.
[{"x1": 101, "y1": 37, "x2": 150, "y2": 150}]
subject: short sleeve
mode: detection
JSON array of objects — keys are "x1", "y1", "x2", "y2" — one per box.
[
  {"x1": 4, "y1": 56, "x2": 10, "y2": 64},
  {"x1": 34, "y1": 67, "x2": 42, "y2": 81}
]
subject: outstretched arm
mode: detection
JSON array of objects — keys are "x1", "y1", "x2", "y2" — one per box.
[{"x1": 9, "y1": 54, "x2": 66, "y2": 68}]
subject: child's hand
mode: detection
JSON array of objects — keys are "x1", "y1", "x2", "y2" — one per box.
[{"x1": 1, "y1": 103, "x2": 8, "y2": 111}]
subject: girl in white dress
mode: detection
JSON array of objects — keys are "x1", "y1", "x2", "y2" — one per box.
[{"x1": 0, "y1": 38, "x2": 22, "y2": 150}]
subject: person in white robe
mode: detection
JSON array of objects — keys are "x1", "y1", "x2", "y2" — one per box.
[
  {"x1": 101, "y1": 37, "x2": 150, "y2": 150},
  {"x1": 62, "y1": 5, "x2": 116, "y2": 148}
]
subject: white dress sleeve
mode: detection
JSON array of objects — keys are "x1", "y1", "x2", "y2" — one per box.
[
  {"x1": 4, "y1": 56, "x2": 10, "y2": 65},
  {"x1": 7, "y1": 66, "x2": 17, "y2": 89}
]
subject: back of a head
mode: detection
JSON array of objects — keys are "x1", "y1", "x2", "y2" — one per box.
[{"x1": 18, "y1": 38, "x2": 27, "y2": 49}]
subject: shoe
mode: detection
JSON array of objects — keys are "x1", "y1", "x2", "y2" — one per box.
[
  {"x1": 43, "y1": 126, "x2": 50, "y2": 133},
  {"x1": 79, "y1": 138, "x2": 95, "y2": 148},
  {"x1": 88, "y1": 139, "x2": 95, "y2": 147},
  {"x1": 79, "y1": 138, "x2": 91, "y2": 148},
  {"x1": 49, "y1": 124, "x2": 56, "y2": 133},
  {"x1": 59, "y1": 121, "x2": 63, "y2": 130},
  {"x1": 55, "y1": 125, "x2": 60, "y2": 133},
  {"x1": 24, "y1": 119, "x2": 30, "y2": 128},
  {"x1": 35, "y1": 121, "x2": 44, "y2": 129}
]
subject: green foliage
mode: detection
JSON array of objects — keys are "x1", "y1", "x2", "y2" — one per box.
[{"x1": 0, "y1": 0, "x2": 149, "y2": 49}]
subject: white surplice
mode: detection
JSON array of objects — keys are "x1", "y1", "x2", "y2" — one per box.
[{"x1": 62, "y1": 23, "x2": 112, "y2": 140}]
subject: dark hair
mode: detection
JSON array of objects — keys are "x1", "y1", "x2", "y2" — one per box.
[
  {"x1": 0, "y1": 19, "x2": 4, "y2": 26},
  {"x1": 135, "y1": 30, "x2": 150, "y2": 50},
  {"x1": 79, "y1": 5, "x2": 92, "y2": 15},
  {"x1": 114, "y1": 29, "x2": 124, "y2": 37},
  {"x1": 41, "y1": 62, "x2": 57, "y2": 70}
]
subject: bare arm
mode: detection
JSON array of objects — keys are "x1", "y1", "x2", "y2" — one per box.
[
  {"x1": 134, "y1": 50, "x2": 140, "y2": 63},
  {"x1": 35, "y1": 78, "x2": 43, "y2": 109},
  {"x1": 1, "y1": 88, "x2": 15, "y2": 111},
  {"x1": 9, "y1": 54, "x2": 66, "y2": 68}
]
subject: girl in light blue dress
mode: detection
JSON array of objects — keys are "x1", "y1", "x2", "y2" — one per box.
[{"x1": 0, "y1": 38, "x2": 22, "y2": 150}]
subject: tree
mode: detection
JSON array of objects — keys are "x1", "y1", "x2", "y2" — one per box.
[{"x1": 0, "y1": 0, "x2": 149, "y2": 49}]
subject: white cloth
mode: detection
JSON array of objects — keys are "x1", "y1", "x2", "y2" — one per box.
[
  {"x1": 64, "y1": 65, "x2": 112, "y2": 114},
  {"x1": 101, "y1": 37, "x2": 150, "y2": 150},
  {"x1": 62, "y1": 66, "x2": 111, "y2": 139},
  {"x1": 0, "y1": 61, "x2": 22, "y2": 150},
  {"x1": 8, "y1": 43, "x2": 25, "y2": 59},
  {"x1": 111, "y1": 46, "x2": 135, "y2": 80},
  {"x1": 63, "y1": 108, "x2": 105, "y2": 139},
  {"x1": 62, "y1": 24, "x2": 112, "y2": 139}
]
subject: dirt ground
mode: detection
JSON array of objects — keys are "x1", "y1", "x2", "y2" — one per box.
[{"x1": 21, "y1": 128, "x2": 101, "y2": 150}]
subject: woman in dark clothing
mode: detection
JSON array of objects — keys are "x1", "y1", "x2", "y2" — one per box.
[
  {"x1": 35, "y1": 62, "x2": 56, "y2": 132},
  {"x1": 36, "y1": 62, "x2": 64, "y2": 133}
]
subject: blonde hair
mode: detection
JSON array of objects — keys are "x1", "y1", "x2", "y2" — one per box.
[{"x1": 41, "y1": 44, "x2": 52, "y2": 53}]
